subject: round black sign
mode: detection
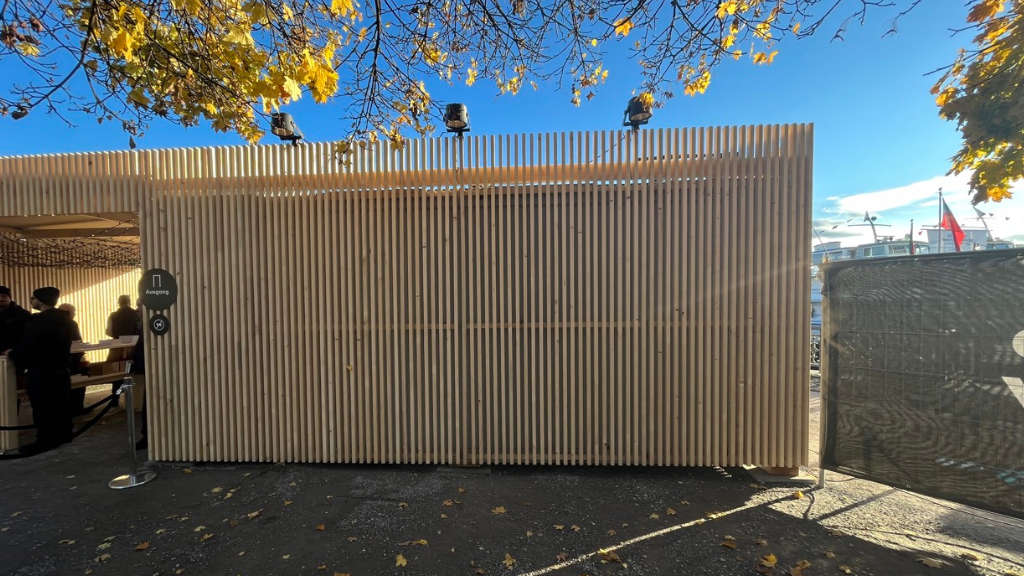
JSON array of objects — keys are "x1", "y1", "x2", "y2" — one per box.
[
  {"x1": 149, "y1": 313, "x2": 170, "y2": 336},
  {"x1": 139, "y1": 268, "x2": 178, "y2": 311}
]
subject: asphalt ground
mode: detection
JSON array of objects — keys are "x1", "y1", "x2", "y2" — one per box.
[{"x1": 1, "y1": 377, "x2": 1022, "y2": 576}]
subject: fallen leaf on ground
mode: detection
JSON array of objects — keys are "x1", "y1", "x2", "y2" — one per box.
[
  {"x1": 458, "y1": 487, "x2": 467, "y2": 493},
  {"x1": 721, "y1": 540, "x2": 737, "y2": 549},
  {"x1": 838, "y1": 566, "x2": 852, "y2": 574},
  {"x1": 441, "y1": 514, "x2": 448, "y2": 519},
  {"x1": 283, "y1": 554, "x2": 291, "y2": 559},
  {"x1": 96, "y1": 543, "x2": 112, "y2": 550},
  {"x1": 599, "y1": 549, "x2": 622, "y2": 563},
  {"x1": 135, "y1": 542, "x2": 150, "y2": 551},
  {"x1": 347, "y1": 536, "x2": 358, "y2": 542},
  {"x1": 193, "y1": 526, "x2": 205, "y2": 532},
  {"x1": 556, "y1": 552, "x2": 568, "y2": 561},
  {"x1": 756, "y1": 539, "x2": 768, "y2": 547},
  {"x1": 679, "y1": 500, "x2": 690, "y2": 505},
  {"x1": 239, "y1": 552, "x2": 246, "y2": 556},
  {"x1": 571, "y1": 525, "x2": 581, "y2": 532},
  {"x1": 334, "y1": 573, "x2": 351, "y2": 576},
  {"x1": 450, "y1": 547, "x2": 455, "y2": 553},
  {"x1": 455, "y1": 499, "x2": 463, "y2": 504},
  {"x1": 243, "y1": 472, "x2": 252, "y2": 477},
  {"x1": 183, "y1": 468, "x2": 192, "y2": 474},
  {"x1": 789, "y1": 560, "x2": 812, "y2": 576},
  {"x1": 1004, "y1": 571, "x2": 1024, "y2": 576},
  {"x1": 284, "y1": 500, "x2": 293, "y2": 506},
  {"x1": 156, "y1": 529, "x2": 167, "y2": 534},
  {"x1": 59, "y1": 539, "x2": 75, "y2": 545},
  {"x1": 201, "y1": 533, "x2": 213, "y2": 542},
  {"x1": 177, "y1": 517, "x2": 189, "y2": 522},
  {"x1": 666, "y1": 508, "x2": 677, "y2": 516},
  {"x1": 960, "y1": 552, "x2": 982, "y2": 561},
  {"x1": 723, "y1": 535, "x2": 736, "y2": 541},
  {"x1": 396, "y1": 553, "x2": 408, "y2": 567},
  {"x1": 621, "y1": 522, "x2": 629, "y2": 527},
  {"x1": 443, "y1": 500, "x2": 454, "y2": 507},
  {"x1": 705, "y1": 511, "x2": 720, "y2": 518},
  {"x1": 103, "y1": 536, "x2": 116, "y2": 542},
  {"x1": 554, "y1": 524, "x2": 565, "y2": 530},
  {"x1": 792, "y1": 491, "x2": 805, "y2": 500},
  {"x1": 760, "y1": 554, "x2": 778, "y2": 567},
  {"x1": 223, "y1": 493, "x2": 233, "y2": 500},
  {"x1": 824, "y1": 551, "x2": 836, "y2": 558},
  {"x1": 247, "y1": 511, "x2": 261, "y2": 519},
  {"x1": 398, "y1": 502, "x2": 409, "y2": 508},
  {"x1": 0, "y1": 528, "x2": 8, "y2": 532},
  {"x1": 502, "y1": 553, "x2": 515, "y2": 568},
  {"x1": 66, "y1": 475, "x2": 75, "y2": 479},
  {"x1": 650, "y1": 513, "x2": 660, "y2": 520},
  {"x1": 94, "y1": 554, "x2": 111, "y2": 562},
  {"x1": 210, "y1": 487, "x2": 223, "y2": 493},
  {"x1": 289, "y1": 482, "x2": 297, "y2": 487},
  {"x1": 229, "y1": 519, "x2": 239, "y2": 527},
  {"x1": 526, "y1": 531, "x2": 533, "y2": 537},
  {"x1": 918, "y1": 558, "x2": 945, "y2": 568},
  {"x1": 607, "y1": 529, "x2": 616, "y2": 536},
  {"x1": 175, "y1": 569, "x2": 185, "y2": 575},
  {"x1": 475, "y1": 569, "x2": 486, "y2": 575},
  {"x1": 492, "y1": 506, "x2": 507, "y2": 514},
  {"x1": 828, "y1": 528, "x2": 847, "y2": 537}
]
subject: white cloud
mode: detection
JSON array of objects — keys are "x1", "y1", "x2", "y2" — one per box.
[{"x1": 816, "y1": 172, "x2": 1024, "y2": 248}]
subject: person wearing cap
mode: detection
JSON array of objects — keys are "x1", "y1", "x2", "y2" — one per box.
[
  {"x1": 0, "y1": 285, "x2": 32, "y2": 354},
  {"x1": 4, "y1": 287, "x2": 74, "y2": 455}
]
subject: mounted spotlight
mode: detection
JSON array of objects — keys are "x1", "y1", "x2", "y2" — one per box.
[
  {"x1": 271, "y1": 112, "x2": 304, "y2": 145},
  {"x1": 622, "y1": 96, "x2": 653, "y2": 131},
  {"x1": 444, "y1": 103, "x2": 471, "y2": 137}
]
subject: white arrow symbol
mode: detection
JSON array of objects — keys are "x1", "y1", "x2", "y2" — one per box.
[{"x1": 1002, "y1": 377, "x2": 1024, "y2": 409}]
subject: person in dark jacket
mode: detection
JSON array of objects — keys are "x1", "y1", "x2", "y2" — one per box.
[
  {"x1": 59, "y1": 303, "x2": 89, "y2": 414},
  {"x1": 4, "y1": 287, "x2": 74, "y2": 455},
  {"x1": 106, "y1": 294, "x2": 139, "y2": 400},
  {"x1": 0, "y1": 285, "x2": 32, "y2": 354}
]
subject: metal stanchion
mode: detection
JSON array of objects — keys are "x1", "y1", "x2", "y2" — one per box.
[{"x1": 109, "y1": 374, "x2": 156, "y2": 489}]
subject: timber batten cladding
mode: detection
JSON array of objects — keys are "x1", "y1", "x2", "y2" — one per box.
[{"x1": 0, "y1": 125, "x2": 812, "y2": 466}]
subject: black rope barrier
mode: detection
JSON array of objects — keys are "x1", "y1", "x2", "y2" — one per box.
[
  {"x1": 71, "y1": 393, "x2": 119, "y2": 439},
  {"x1": 0, "y1": 393, "x2": 119, "y2": 459}
]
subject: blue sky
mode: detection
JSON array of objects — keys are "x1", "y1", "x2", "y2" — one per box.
[{"x1": 2, "y1": 2, "x2": 1021, "y2": 244}]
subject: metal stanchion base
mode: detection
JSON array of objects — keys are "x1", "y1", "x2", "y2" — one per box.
[{"x1": 109, "y1": 470, "x2": 157, "y2": 489}]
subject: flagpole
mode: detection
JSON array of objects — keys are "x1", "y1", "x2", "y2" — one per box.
[{"x1": 938, "y1": 187, "x2": 944, "y2": 253}]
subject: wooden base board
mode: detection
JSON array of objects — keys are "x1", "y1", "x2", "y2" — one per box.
[{"x1": 745, "y1": 465, "x2": 817, "y2": 485}]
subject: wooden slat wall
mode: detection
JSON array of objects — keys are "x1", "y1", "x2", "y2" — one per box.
[
  {"x1": 2, "y1": 125, "x2": 811, "y2": 467},
  {"x1": 0, "y1": 266, "x2": 140, "y2": 361}
]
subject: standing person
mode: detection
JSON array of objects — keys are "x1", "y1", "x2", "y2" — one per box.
[
  {"x1": 106, "y1": 295, "x2": 139, "y2": 401},
  {"x1": 4, "y1": 287, "x2": 74, "y2": 455},
  {"x1": 58, "y1": 303, "x2": 89, "y2": 414},
  {"x1": 0, "y1": 286, "x2": 31, "y2": 354}
]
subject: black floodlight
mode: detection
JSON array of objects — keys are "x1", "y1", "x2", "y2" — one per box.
[
  {"x1": 271, "y1": 112, "x2": 304, "y2": 144},
  {"x1": 444, "y1": 103, "x2": 470, "y2": 136},
  {"x1": 622, "y1": 96, "x2": 653, "y2": 131}
]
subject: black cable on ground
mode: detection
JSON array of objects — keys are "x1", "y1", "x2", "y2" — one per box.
[{"x1": 0, "y1": 423, "x2": 35, "y2": 431}]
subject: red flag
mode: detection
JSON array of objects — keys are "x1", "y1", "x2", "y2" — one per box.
[{"x1": 940, "y1": 199, "x2": 965, "y2": 252}]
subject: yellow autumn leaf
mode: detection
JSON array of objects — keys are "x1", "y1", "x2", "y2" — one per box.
[
  {"x1": 792, "y1": 22, "x2": 801, "y2": 34},
  {"x1": 825, "y1": 551, "x2": 836, "y2": 558},
  {"x1": 790, "y1": 560, "x2": 812, "y2": 576},
  {"x1": 282, "y1": 77, "x2": 303, "y2": 101},
  {"x1": 16, "y1": 43, "x2": 40, "y2": 57},
  {"x1": 590, "y1": 38, "x2": 598, "y2": 47},
  {"x1": 599, "y1": 549, "x2": 622, "y2": 563},
  {"x1": 396, "y1": 553, "x2": 408, "y2": 567},
  {"x1": 109, "y1": 28, "x2": 135, "y2": 60},
  {"x1": 135, "y1": 542, "x2": 150, "y2": 551},
  {"x1": 792, "y1": 491, "x2": 805, "y2": 499},
  {"x1": 97, "y1": 542, "x2": 112, "y2": 550},
  {"x1": 201, "y1": 533, "x2": 213, "y2": 542},
  {"x1": 330, "y1": 0, "x2": 356, "y2": 17},
  {"x1": 917, "y1": 558, "x2": 945, "y2": 569},
  {"x1": 502, "y1": 553, "x2": 515, "y2": 568},
  {"x1": 721, "y1": 539, "x2": 737, "y2": 549},
  {"x1": 761, "y1": 554, "x2": 778, "y2": 567},
  {"x1": 492, "y1": 506, "x2": 507, "y2": 514},
  {"x1": 649, "y1": 513, "x2": 660, "y2": 520},
  {"x1": 839, "y1": 566, "x2": 853, "y2": 574},
  {"x1": 613, "y1": 19, "x2": 633, "y2": 37},
  {"x1": 95, "y1": 553, "x2": 111, "y2": 562},
  {"x1": 666, "y1": 508, "x2": 677, "y2": 516},
  {"x1": 960, "y1": 552, "x2": 982, "y2": 561},
  {"x1": 316, "y1": 524, "x2": 325, "y2": 531}
]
